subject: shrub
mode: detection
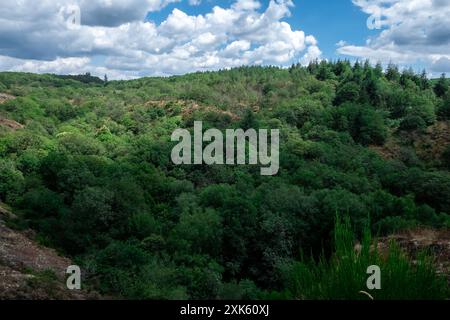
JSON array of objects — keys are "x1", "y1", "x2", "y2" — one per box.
[
  {"x1": 277, "y1": 217, "x2": 449, "y2": 300},
  {"x1": 442, "y1": 144, "x2": 450, "y2": 170},
  {"x1": 0, "y1": 159, "x2": 25, "y2": 204},
  {"x1": 400, "y1": 114, "x2": 427, "y2": 131}
]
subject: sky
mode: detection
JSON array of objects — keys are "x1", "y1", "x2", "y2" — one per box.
[{"x1": 0, "y1": 0, "x2": 449, "y2": 79}]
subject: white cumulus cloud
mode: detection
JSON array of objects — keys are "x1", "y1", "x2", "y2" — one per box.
[
  {"x1": 338, "y1": 0, "x2": 450, "y2": 75},
  {"x1": 0, "y1": 0, "x2": 321, "y2": 79}
]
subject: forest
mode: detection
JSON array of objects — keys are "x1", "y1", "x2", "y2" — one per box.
[{"x1": 0, "y1": 60, "x2": 449, "y2": 299}]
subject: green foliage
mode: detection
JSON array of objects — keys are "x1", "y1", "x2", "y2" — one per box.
[
  {"x1": 56, "y1": 73, "x2": 104, "y2": 84},
  {"x1": 0, "y1": 64, "x2": 449, "y2": 300},
  {"x1": 438, "y1": 91, "x2": 450, "y2": 119},
  {"x1": 2, "y1": 97, "x2": 44, "y2": 123},
  {"x1": 333, "y1": 103, "x2": 387, "y2": 145},
  {"x1": 434, "y1": 73, "x2": 448, "y2": 98},
  {"x1": 443, "y1": 145, "x2": 450, "y2": 169},
  {"x1": 400, "y1": 114, "x2": 427, "y2": 131},
  {"x1": 26, "y1": 269, "x2": 60, "y2": 299},
  {"x1": 0, "y1": 158, "x2": 25, "y2": 204},
  {"x1": 57, "y1": 133, "x2": 105, "y2": 155},
  {"x1": 334, "y1": 82, "x2": 360, "y2": 105},
  {"x1": 276, "y1": 217, "x2": 449, "y2": 300}
]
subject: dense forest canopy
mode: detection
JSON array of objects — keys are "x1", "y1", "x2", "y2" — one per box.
[{"x1": 0, "y1": 60, "x2": 449, "y2": 299}]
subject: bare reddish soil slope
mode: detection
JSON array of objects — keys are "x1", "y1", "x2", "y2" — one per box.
[{"x1": 0, "y1": 205, "x2": 99, "y2": 299}]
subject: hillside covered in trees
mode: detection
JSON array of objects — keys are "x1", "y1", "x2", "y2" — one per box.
[{"x1": 0, "y1": 61, "x2": 449, "y2": 299}]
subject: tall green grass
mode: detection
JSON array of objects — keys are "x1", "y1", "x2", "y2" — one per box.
[{"x1": 278, "y1": 217, "x2": 449, "y2": 300}]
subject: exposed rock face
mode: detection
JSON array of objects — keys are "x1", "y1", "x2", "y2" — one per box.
[
  {"x1": 0, "y1": 93, "x2": 23, "y2": 131},
  {"x1": 0, "y1": 93, "x2": 15, "y2": 104},
  {"x1": 0, "y1": 118, "x2": 24, "y2": 130},
  {"x1": 0, "y1": 205, "x2": 99, "y2": 299},
  {"x1": 0, "y1": 220, "x2": 71, "y2": 279}
]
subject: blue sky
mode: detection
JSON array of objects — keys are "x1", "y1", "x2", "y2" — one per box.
[
  {"x1": 288, "y1": 0, "x2": 376, "y2": 58},
  {"x1": 147, "y1": 0, "x2": 377, "y2": 61},
  {"x1": 0, "y1": 0, "x2": 449, "y2": 79}
]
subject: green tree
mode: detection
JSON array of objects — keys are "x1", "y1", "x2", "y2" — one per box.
[{"x1": 434, "y1": 73, "x2": 448, "y2": 97}]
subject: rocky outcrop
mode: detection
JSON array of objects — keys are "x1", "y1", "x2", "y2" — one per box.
[
  {"x1": 0, "y1": 117, "x2": 24, "y2": 130},
  {"x1": 0, "y1": 93, "x2": 15, "y2": 104},
  {"x1": 0, "y1": 93, "x2": 23, "y2": 131}
]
